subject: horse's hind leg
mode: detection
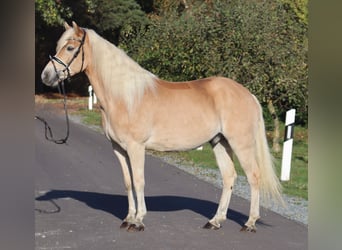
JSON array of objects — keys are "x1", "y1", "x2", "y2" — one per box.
[
  {"x1": 233, "y1": 145, "x2": 261, "y2": 232},
  {"x1": 203, "y1": 138, "x2": 237, "y2": 230}
]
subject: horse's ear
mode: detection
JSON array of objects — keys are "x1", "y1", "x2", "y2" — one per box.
[
  {"x1": 72, "y1": 21, "x2": 83, "y2": 36},
  {"x1": 72, "y1": 21, "x2": 79, "y2": 29},
  {"x1": 64, "y1": 21, "x2": 71, "y2": 30}
]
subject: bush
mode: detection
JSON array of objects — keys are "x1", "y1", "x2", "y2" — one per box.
[{"x1": 121, "y1": 0, "x2": 308, "y2": 125}]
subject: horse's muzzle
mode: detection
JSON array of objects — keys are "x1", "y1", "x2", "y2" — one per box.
[{"x1": 41, "y1": 68, "x2": 60, "y2": 87}]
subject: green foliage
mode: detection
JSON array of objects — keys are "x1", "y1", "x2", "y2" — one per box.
[
  {"x1": 152, "y1": 0, "x2": 189, "y2": 15},
  {"x1": 35, "y1": 0, "x2": 72, "y2": 26},
  {"x1": 35, "y1": 0, "x2": 148, "y2": 42},
  {"x1": 281, "y1": 0, "x2": 308, "y2": 25},
  {"x1": 81, "y1": 0, "x2": 149, "y2": 40},
  {"x1": 121, "y1": 0, "x2": 308, "y2": 124}
]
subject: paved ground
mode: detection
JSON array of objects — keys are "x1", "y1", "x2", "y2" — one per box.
[{"x1": 35, "y1": 103, "x2": 307, "y2": 250}]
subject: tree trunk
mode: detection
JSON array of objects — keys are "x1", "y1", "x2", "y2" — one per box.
[{"x1": 267, "y1": 100, "x2": 281, "y2": 153}]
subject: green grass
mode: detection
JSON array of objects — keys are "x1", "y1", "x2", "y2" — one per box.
[
  {"x1": 71, "y1": 100, "x2": 307, "y2": 200},
  {"x1": 76, "y1": 108, "x2": 102, "y2": 126}
]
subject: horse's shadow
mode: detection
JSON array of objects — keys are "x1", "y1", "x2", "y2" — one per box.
[{"x1": 35, "y1": 190, "x2": 248, "y2": 227}]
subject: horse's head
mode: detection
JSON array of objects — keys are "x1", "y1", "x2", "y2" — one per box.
[{"x1": 41, "y1": 21, "x2": 87, "y2": 87}]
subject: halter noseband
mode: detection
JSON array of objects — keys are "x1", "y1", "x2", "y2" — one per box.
[{"x1": 50, "y1": 28, "x2": 86, "y2": 82}]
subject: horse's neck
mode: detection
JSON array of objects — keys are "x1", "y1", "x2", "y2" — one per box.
[
  {"x1": 84, "y1": 31, "x2": 156, "y2": 113},
  {"x1": 84, "y1": 66, "x2": 110, "y2": 110}
]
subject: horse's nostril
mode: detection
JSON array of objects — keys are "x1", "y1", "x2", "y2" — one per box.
[{"x1": 41, "y1": 71, "x2": 47, "y2": 81}]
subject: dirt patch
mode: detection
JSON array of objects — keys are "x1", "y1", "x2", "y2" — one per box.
[{"x1": 35, "y1": 94, "x2": 95, "y2": 114}]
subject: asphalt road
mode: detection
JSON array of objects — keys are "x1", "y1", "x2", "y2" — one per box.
[{"x1": 35, "y1": 103, "x2": 307, "y2": 250}]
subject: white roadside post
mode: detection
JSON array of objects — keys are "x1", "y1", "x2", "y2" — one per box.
[
  {"x1": 88, "y1": 85, "x2": 93, "y2": 110},
  {"x1": 281, "y1": 109, "x2": 296, "y2": 181},
  {"x1": 93, "y1": 92, "x2": 97, "y2": 104}
]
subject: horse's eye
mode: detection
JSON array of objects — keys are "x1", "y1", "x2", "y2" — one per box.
[{"x1": 67, "y1": 46, "x2": 74, "y2": 51}]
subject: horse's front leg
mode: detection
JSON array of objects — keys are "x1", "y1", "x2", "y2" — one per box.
[
  {"x1": 126, "y1": 142, "x2": 147, "y2": 232},
  {"x1": 112, "y1": 143, "x2": 137, "y2": 229}
]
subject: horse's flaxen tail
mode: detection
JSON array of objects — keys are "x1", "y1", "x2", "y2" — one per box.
[{"x1": 253, "y1": 97, "x2": 284, "y2": 206}]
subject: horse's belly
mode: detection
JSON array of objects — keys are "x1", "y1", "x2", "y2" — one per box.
[
  {"x1": 146, "y1": 139, "x2": 205, "y2": 151},
  {"x1": 145, "y1": 123, "x2": 219, "y2": 151}
]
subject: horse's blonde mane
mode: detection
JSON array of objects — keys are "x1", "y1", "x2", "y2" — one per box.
[{"x1": 86, "y1": 29, "x2": 156, "y2": 111}]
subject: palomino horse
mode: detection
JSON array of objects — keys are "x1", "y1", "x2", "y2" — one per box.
[{"x1": 41, "y1": 21, "x2": 283, "y2": 232}]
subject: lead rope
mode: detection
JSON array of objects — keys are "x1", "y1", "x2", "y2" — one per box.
[
  {"x1": 35, "y1": 80, "x2": 70, "y2": 144},
  {"x1": 36, "y1": 29, "x2": 86, "y2": 144}
]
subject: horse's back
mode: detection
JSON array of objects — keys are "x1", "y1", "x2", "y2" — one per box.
[
  {"x1": 154, "y1": 76, "x2": 259, "y2": 121},
  {"x1": 188, "y1": 76, "x2": 259, "y2": 114}
]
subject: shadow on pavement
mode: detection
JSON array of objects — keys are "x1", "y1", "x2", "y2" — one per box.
[{"x1": 35, "y1": 190, "x2": 249, "y2": 227}]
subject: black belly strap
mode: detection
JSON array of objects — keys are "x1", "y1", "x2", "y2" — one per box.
[{"x1": 209, "y1": 134, "x2": 222, "y2": 147}]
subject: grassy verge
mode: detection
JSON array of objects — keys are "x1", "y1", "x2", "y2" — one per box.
[
  {"x1": 76, "y1": 108, "x2": 102, "y2": 126},
  {"x1": 48, "y1": 96, "x2": 307, "y2": 200}
]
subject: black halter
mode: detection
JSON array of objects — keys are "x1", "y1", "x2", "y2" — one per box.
[{"x1": 49, "y1": 29, "x2": 86, "y2": 82}]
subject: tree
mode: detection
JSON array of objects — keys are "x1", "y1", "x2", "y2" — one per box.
[
  {"x1": 36, "y1": 0, "x2": 72, "y2": 26},
  {"x1": 68, "y1": 0, "x2": 149, "y2": 43},
  {"x1": 36, "y1": 0, "x2": 148, "y2": 42}
]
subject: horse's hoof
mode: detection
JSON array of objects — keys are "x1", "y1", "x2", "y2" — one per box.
[
  {"x1": 120, "y1": 221, "x2": 130, "y2": 229},
  {"x1": 240, "y1": 225, "x2": 257, "y2": 233},
  {"x1": 127, "y1": 224, "x2": 145, "y2": 232},
  {"x1": 203, "y1": 221, "x2": 220, "y2": 230}
]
